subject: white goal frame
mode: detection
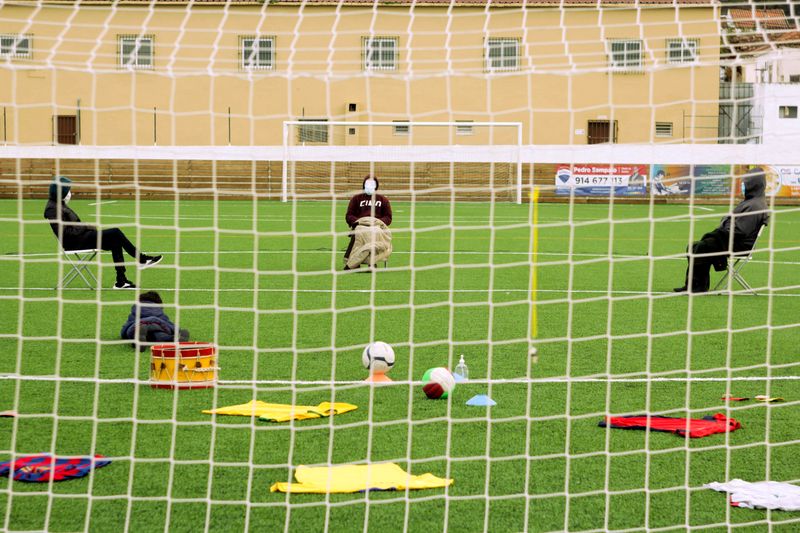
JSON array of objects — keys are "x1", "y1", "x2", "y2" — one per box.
[{"x1": 280, "y1": 120, "x2": 524, "y2": 204}]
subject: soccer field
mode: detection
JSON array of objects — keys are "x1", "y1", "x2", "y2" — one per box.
[{"x1": 1, "y1": 198, "x2": 799, "y2": 532}]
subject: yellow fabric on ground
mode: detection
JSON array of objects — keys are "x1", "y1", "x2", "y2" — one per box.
[
  {"x1": 270, "y1": 463, "x2": 454, "y2": 494},
  {"x1": 202, "y1": 400, "x2": 357, "y2": 422}
]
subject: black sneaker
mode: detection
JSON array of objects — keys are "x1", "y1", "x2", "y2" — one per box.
[
  {"x1": 140, "y1": 255, "x2": 163, "y2": 269},
  {"x1": 114, "y1": 280, "x2": 136, "y2": 289}
]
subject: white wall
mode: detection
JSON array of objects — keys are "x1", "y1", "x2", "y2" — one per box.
[
  {"x1": 743, "y1": 49, "x2": 800, "y2": 83},
  {"x1": 754, "y1": 82, "x2": 800, "y2": 146}
]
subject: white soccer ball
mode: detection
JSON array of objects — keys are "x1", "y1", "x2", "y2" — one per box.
[
  {"x1": 423, "y1": 367, "x2": 456, "y2": 399},
  {"x1": 429, "y1": 367, "x2": 455, "y2": 392},
  {"x1": 362, "y1": 342, "x2": 395, "y2": 374}
]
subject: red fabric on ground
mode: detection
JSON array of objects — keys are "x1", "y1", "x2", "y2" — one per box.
[{"x1": 600, "y1": 414, "x2": 741, "y2": 438}]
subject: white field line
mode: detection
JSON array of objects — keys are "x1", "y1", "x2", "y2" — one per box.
[
  {"x1": 87, "y1": 201, "x2": 118, "y2": 206},
  {"x1": 5, "y1": 249, "x2": 798, "y2": 261},
  {"x1": 5, "y1": 250, "x2": 800, "y2": 267},
  {"x1": 8, "y1": 250, "x2": 658, "y2": 257},
  {"x1": 9, "y1": 209, "x2": 744, "y2": 224},
  {"x1": 2, "y1": 287, "x2": 800, "y2": 297},
  {"x1": 1, "y1": 374, "x2": 799, "y2": 386},
  {"x1": 29, "y1": 213, "x2": 726, "y2": 223}
]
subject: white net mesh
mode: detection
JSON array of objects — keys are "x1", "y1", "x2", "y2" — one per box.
[{"x1": 2, "y1": 0, "x2": 800, "y2": 531}]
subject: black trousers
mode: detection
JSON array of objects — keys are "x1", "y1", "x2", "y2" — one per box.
[
  {"x1": 343, "y1": 233, "x2": 356, "y2": 260},
  {"x1": 99, "y1": 228, "x2": 138, "y2": 279},
  {"x1": 684, "y1": 230, "x2": 730, "y2": 292}
]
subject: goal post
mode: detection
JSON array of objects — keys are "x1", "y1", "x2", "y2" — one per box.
[{"x1": 281, "y1": 121, "x2": 524, "y2": 204}]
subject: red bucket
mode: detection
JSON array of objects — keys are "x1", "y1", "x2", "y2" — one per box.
[{"x1": 149, "y1": 342, "x2": 218, "y2": 389}]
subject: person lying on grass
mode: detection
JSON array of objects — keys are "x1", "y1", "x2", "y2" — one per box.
[
  {"x1": 44, "y1": 175, "x2": 162, "y2": 289},
  {"x1": 121, "y1": 291, "x2": 189, "y2": 351},
  {"x1": 674, "y1": 167, "x2": 769, "y2": 294}
]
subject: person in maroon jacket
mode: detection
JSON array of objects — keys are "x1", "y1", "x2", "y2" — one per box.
[{"x1": 343, "y1": 175, "x2": 392, "y2": 268}]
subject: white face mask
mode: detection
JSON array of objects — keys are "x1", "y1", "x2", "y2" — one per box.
[
  {"x1": 64, "y1": 191, "x2": 72, "y2": 203},
  {"x1": 364, "y1": 179, "x2": 377, "y2": 196}
]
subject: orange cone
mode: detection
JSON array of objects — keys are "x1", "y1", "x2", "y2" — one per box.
[{"x1": 364, "y1": 371, "x2": 393, "y2": 383}]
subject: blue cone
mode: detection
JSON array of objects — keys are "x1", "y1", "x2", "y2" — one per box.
[{"x1": 466, "y1": 394, "x2": 496, "y2": 407}]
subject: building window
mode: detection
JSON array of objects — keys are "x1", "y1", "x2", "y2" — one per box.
[
  {"x1": 486, "y1": 38, "x2": 520, "y2": 71},
  {"x1": 587, "y1": 120, "x2": 618, "y2": 144},
  {"x1": 297, "y1": 119, "x2": 328, "y2": 144},
  {"x1": 363, "y1": 37, "x2": 398, "y2": 71},
  {"x1": 392, "y1": 121, "x2": 410, "y2": 136},
  {"x1": 666, "y1": 39, "x2": 698, "y2": 63},
  {"x1": 240, "y1": 36, "x2": 275, "y2": 70},
  {"x1": 608, "y1": 39, "x2": 643, "y2": 71},
  {"x1": 655, "y1": 122, "x2": 673, "y2": 137},
  {"x1": 118, "y1": 35, "x2": 154, "y2": 69},
  {"x1": 0, "y1": 34, "x2": 32, "y2": 59},
  {"x1": 779, "y1": 106, "x2": 798, "y2": 119},
  {"x1": 456, "y1": 120, "x2": 474, "y2": 136},
  {"x1": 790, "y1": 75, "x2": 800, "y2": 83}
]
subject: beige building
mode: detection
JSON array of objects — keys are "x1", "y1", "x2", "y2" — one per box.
[{"x1": 0, "y1": 0, "x2": 720, "y2": 147}]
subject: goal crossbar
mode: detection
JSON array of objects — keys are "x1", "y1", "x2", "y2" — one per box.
[{"x1": 280, "y1": 120, "x2": 524, "y2": 203}]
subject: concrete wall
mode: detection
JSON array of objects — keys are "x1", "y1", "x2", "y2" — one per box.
[{"x1": 8, "y1": 157, "x2": 798, "y2": 205}]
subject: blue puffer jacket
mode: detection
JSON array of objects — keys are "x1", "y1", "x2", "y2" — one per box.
[{"x1": 120, "y1": 304, "x2": 176, "y2": 340}]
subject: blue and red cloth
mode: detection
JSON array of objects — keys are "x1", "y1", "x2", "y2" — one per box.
[
  {"x1": 0, "y1": 454, "x2": 110, "y2": 482},
  {"x1": 600, "y1": 413, "x2": 741, "y2": 438}
]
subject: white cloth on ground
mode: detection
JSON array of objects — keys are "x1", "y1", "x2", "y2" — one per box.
[{"x1": 705, "y1": 479, "x2": 800, "y2": 511}]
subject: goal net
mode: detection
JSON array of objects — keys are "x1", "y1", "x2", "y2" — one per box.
[{"x1": 1, "y1": 0, "x2": 800, "y2": 531}]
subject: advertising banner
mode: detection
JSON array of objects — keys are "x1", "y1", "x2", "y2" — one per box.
[
  {"x1": 732, "y1": 165, "x2": 800, "y2": 198},
  {"x1": 555, "y1": 164, "x2": 647, "y2": 196},
  {"x1": 692, "y1": 165, "x2": 732, "y2": 196},
  {"x1": 650, "y1": 164, "x2": 692, "y2": 196}
]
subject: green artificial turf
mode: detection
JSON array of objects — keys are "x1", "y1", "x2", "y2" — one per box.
[{"x1": 1, "y1": 198, "x2": 799, "y2": 532}]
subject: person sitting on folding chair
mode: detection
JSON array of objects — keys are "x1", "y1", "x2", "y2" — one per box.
[
  {"x1": 674, "y1": 167, "x2": 769, "y2": 294},
  {"x1": 44, "y1": 176, "x2": 162, "y2": 289},
  {"x1": 343, "y1": 175, "x2": 392, "y2": 270}
]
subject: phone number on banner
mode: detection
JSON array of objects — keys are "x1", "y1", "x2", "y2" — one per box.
[{"x1": 574, "y1": 176, "x2": 626, "y2": 186}]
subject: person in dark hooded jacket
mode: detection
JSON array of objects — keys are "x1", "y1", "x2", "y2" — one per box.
[
  {"x1": 43, "y1": 176, "x2": 162, "y2": 289},
  {"x1": 674, "y1": 167, "x2": 769, "y2": 293},
  {"x1": 121, "y1": 291, "x2": 189, "y2": 351}
]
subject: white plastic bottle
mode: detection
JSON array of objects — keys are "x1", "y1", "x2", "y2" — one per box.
[{"x1": 455, "y1": 354, "x2": 468, "y2": 381}]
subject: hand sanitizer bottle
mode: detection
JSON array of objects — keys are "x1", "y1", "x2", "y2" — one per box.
[{"x1": 455, "y1": 354, "x2": 468, "y2": 381}]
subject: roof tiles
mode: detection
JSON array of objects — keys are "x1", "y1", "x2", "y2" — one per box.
[
  {"x1": 727, "y1": 8, "x2": 793, "y2": 30},
  {"x1": 270, "y1": 0, "x2": 713, "y2": 5},
  {"x1": 71, "y1": 0, "x2": 714, "y2": 5}
]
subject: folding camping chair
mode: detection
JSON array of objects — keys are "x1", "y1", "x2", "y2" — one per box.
[
  {"x1": 713, "y1": 224, "x2": 765, "y2": 295},
  {"x1": 56, "y1": 247, "x2": 99, "y2": 290}
]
